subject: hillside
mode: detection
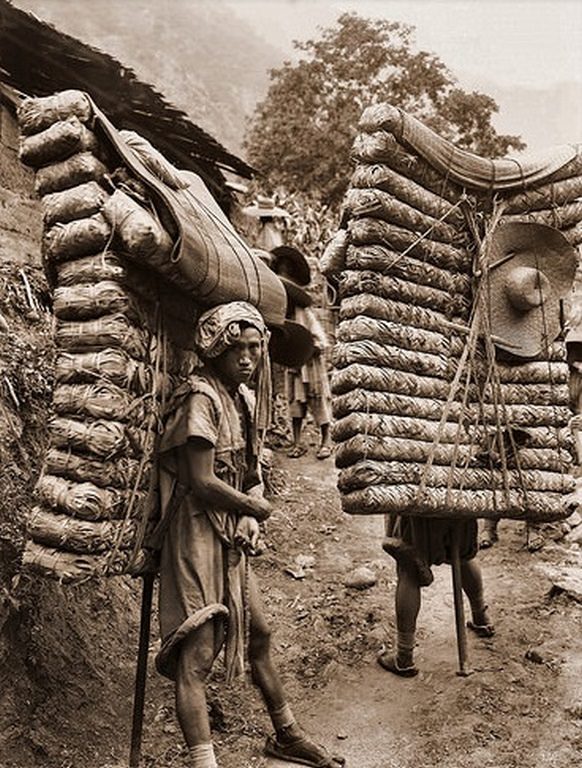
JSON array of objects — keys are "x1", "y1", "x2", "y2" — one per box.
[
  {"x1": 11, "y1": 0, "x2": 282, "y2": 155},
  {"x1": 460, "y1": 74, "x2": 582, "y2": 151}
]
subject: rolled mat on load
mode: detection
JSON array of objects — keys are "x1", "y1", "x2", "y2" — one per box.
[{"x1": 330, "y1": 102, "x2": 581, "y2": 522}]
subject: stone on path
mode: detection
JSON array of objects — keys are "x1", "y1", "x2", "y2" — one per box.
[
  {"x1": 344, "y1": 565, "x2": 377, "y2": 590},
  {"x1": 537, "y1": 562, "x2": 582, "y2": 603}
]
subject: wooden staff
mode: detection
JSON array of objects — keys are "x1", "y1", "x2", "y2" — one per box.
[
  {"x1": 450, "y1": 521, "x2": 471, "y2": 676},
  {"x1": 129, "y1": 572, "x2": 155, "y2": 768}
]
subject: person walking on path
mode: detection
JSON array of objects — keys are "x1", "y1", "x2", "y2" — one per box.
[{"x1": 379, "y1": 515, "x2": 494, "y2": 677}]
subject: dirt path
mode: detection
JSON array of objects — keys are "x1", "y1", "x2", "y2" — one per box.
[
  {"x1": 255, "y1": 452, "x2": 582, "y2": 768},
  {"x1": 139, "y1": 448, "x2": 582, "y2": 768}
]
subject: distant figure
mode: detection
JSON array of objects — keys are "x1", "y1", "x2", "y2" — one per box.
[
  {"x1": 242, "y1": 195, "x2": 290, "y2": 254},
  {"x1": 480, "y1": 517, "x2": 564, "y2": 553},
  {"x1": 270, "y1": 245, "x2": 333, "y2": 460}
]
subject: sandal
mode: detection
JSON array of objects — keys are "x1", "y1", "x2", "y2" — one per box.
[
  {"x1": 467, "y1": 621, "x2": 495, "y2": 638},
  {"x1": 288, "y1": 444, "x2": 307, "y2": 459},
  {"x1": 316, "y1": 445, "x2": 332, "y2": 460},
  {"x1": 265, "y1": 733, "x2": 345, "y2": 767},
  {"x1": 377, "y1": 651, "x2": 418, "y2": 677}
]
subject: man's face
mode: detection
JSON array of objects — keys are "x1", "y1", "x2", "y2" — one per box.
[{"x1": 213, "y1": 327, "x2": 262, "y2": 386}]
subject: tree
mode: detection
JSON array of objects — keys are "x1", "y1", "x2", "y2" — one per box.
[{"x1": 245, "y1": 13, "x2": 525, "y2": 205}]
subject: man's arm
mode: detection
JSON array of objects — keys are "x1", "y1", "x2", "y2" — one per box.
[{"x1": 184, "y1": 438, "x2": 272, "y2": 522}]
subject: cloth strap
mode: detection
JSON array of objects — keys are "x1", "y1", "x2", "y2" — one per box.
[
  {"x1": 189, "y1": 742, "x2": 218, "y2": 768},
  {"x1": 270, "y1": 702, "x2": 296, "y2": 732}
]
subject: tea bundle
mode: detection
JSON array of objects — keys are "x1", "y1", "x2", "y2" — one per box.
[
  {"x1": 329, "y1": 103, "x2": 581, "y2": 522},
  {"x1": 17, "y1": 90, "x2": 199, "y2": 582}
]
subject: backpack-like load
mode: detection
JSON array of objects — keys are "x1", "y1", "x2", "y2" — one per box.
[
  {"x1": 327, "y1": 103, "x2": 581, "y2": 523},
  {"x1": 17, "y1": 90, "x2": 286, "y2": 581}
]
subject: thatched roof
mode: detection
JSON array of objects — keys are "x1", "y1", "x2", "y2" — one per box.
[{"x1": 0, "y1": 0, "x2": 254, "y2": 208}]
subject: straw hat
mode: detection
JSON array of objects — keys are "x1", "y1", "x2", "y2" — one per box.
[
  {"x1": 270, "y1": 245, "x2": 311, "y2": 286},
  {"x1": 269, "y1": 320, "x2": 314, "y2": 367},
  {"x1": 487, "y1": 222, "x2": 577, "y2": 358},
  {"x1": 241, "y1": 195, "x2": 290, "y2": 219},
  {"x1": 269, "y1": 245, "x2": 313, "y2": 309}
]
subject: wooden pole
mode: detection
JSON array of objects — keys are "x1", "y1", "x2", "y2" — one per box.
[
  {"x1": 450, "y1": 522, "x2": 471, "y2": 677},
  {"x1": 129, "y1": 573, "x2": 155, "y2": 768}
]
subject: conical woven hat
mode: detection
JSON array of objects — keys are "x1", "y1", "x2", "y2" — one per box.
[
  {"x1": 487, "y1": 223, "x2": 577, "y2": 358},
  {"x1": 269, "y1": 320, "x2": 314, "y2": 367},
  {"x1": 270, "y1": 245, "x2": 311, "y2": 286},
  {"x1": 241, "y1": 196, "x2": 290, "y2": 219}
]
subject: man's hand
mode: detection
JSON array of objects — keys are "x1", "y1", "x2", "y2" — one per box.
[{"x1": 235, "y1": 516, "x2": 262, "y2": 555}]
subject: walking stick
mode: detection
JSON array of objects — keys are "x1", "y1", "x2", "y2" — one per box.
[
  {"x1": 450, "y1": 522, "x2": 471, "y2": 677},
  {"x1": 129, "y1": 572, "x2": 155, "y2": 768}
]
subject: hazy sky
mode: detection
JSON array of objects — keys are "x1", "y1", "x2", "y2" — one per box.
[
  {"x1": 225, "y1": 0, "x2": 582, "y2": 88},
  {"x1": 224, "y1": 0, "x2": 582, "y2": 147},
  {"x1": 12, "y1": 0, "x2": 582, "y2": 148}
]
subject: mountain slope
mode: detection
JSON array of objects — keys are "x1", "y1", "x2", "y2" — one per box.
[{"x1": 11, "y1": 0, "x2": 282, "y2": 155}]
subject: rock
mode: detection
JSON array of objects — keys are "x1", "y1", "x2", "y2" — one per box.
[
  {"x1": 367, "y1": 625, "x2": 388, "y2": 643},
  {"x1": 295, "y1": 554, "x2": 316, "y2": 569},
  {"x1": 567, "y1": 511, "x2": 582, "y2": 528},
  {"x1": 284, "y1": 565, "x2": 306, "y2": 580},
  {"x1": 284, "y1": 553, "x2": 316, "y2": 579},
  {"x1": 565, "y1": 523, "x2": 582, "y2": 545},
  {"x1": 537, "y1": 563, "x2": 582, "y2": 602},
  {"x1": 344, "y1": 566, "x2": 377, "y2": 590}
]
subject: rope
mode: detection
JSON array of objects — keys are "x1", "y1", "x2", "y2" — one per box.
[
  {"x1": 414, "y1": 196, "x2": 555, "y2": 512},
  {"x1": 383, "y1": 196, "x2": 466, "y2": 265},
  {"x1": 106, "y1": 295, "x2": 164, "y2": 572}
]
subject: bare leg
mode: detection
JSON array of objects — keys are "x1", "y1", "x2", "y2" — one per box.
[
  {"x1": 395, "y1": 562, "x2": 421, "y2": 636},
  {"x1": 248, "y1": 572, "x2": 345, "y2": 766},
  {"x1": 174, "y1": 621, "x2": 216, "y2": 747},
  {"x1": 479, "y1": 519, "x2": 499, "y2": 549},
  {"x1": 248, "y1": 571, "x2": 286, "y2": 711},
  {"x1": 378, "y1": 563, "x2": 421, "y2": 675},
  {"x1": 288, "y1": 416, "x2": 305, "y2": 457},
  {"x1": 460, "y1": 559, "x2": 492, "y2": 628},
  {"x1": 394, "y1": 563, "x2": 421, "y2": 666},
  {"x1": 292, "y1": 416, "x2": 303, "y2": 446},
  {"x1": 316, "y1": 422, "x2": 332, "y2": 458}
]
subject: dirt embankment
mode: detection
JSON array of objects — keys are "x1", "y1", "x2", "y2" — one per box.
[{"x1": 2, "y1": 447, "x2": 581, "y2": 768}]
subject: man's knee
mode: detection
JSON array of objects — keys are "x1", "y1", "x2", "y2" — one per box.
[{"x1": 176, "y1": 632, "x2": 215, "y2": 684}]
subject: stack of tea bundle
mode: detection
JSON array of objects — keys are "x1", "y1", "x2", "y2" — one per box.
[
  {"x1": 327, "y1": 103, "x2": 581, "y2": 523},
  {"x1": 18, "y1": 91, "x2": 198, "y2": 581}
]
